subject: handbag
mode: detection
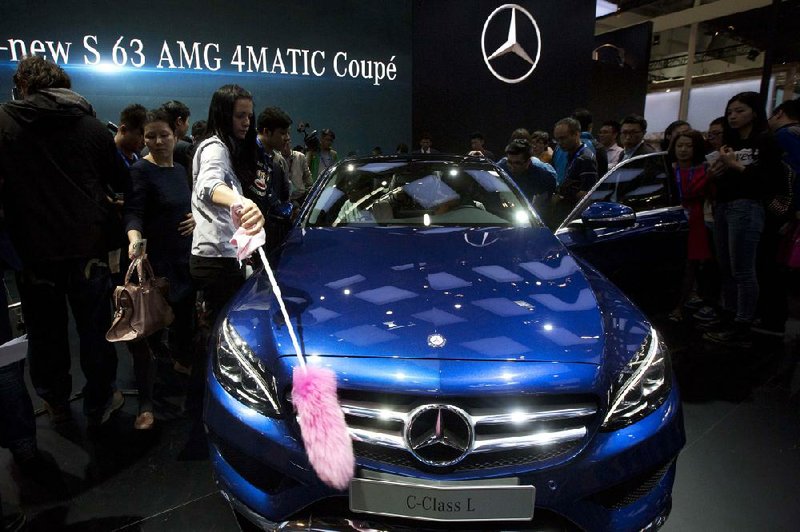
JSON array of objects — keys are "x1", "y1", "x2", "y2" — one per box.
[
  {"x1": 767, "y1": 195, "x2": 792, "y2": 219},
  {"x1": 106, "y1": 255, "x2": 174, "y2": 342},
  {"x1": 766, "y1": 162, "x2": 795, "y2": 219}
]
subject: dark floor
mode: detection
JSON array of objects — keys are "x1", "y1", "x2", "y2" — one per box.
[{"x1": 0, "y1": 297, "x2": 798, "y2": 531}]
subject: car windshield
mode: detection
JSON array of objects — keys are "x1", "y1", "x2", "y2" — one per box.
[{"x1": 305, "y1": 159, "x2": 538, "y2": 228}]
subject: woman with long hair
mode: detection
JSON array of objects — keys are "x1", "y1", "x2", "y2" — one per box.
[
  {"x1": 185, "y1": 85, "x2": 264, "y2": 432},
  {"x1": 703, "y1": 91, "x2": 785, "y2": 347}
]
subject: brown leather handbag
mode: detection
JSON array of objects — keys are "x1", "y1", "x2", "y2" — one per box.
[{"x1": 106, "y1": 255, "x2": 174, "y2": 342}]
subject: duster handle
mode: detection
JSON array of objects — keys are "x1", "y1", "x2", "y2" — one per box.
[
  {"x1": 257, "y1": 247, "x2": 307, "y2": 369},
  {"x1": 230, "y1": 191, "x2": 307, "y2": 369}
]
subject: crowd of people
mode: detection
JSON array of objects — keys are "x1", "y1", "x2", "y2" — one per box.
[
  {"x1": 0, "y1": 54, "x2": 798, "y2": 527},
  {"x1": 448, "y1": 97, "x2": 799, "y2": 351}
]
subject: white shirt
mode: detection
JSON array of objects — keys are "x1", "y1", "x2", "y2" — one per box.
[
  {"x1": 285, "y1": 150, "x2": 312, "y2": 199},
  {"x1": 191, "y1": 136, "x2": 243, "y2": 258}
]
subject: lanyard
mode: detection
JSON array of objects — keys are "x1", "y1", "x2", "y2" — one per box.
[
  {"x1": 117, "y1": 149, "x2": 138, "y2": 168},
  {"x1": 675, "y1": 166, "x2": 694, "y2": 203}
]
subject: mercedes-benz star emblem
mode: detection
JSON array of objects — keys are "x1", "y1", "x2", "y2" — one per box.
[
  {"x1": 427, "y1": 333, "x2": 446, "y2": 348},
  {"x1": 481, "y1": 3, "x2": 542, "y2": 84},
  {"x1": 464, "y1": 230, "x2": 500, "y2": 248},
  {"x1": 405, "y1": 404, "x2": 473, "y2": 466}
]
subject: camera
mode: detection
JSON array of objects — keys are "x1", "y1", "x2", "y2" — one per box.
[{"x1": 297, "y1": 121, "x2": 320, "y2": 152}]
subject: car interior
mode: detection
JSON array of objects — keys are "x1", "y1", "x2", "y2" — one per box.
[{"x1": 308, "y1": 162, "x2": 530, "y2": 227}]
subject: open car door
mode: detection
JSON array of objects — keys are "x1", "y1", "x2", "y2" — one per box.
[{"x1": 554, "y1": 152, "x2": 688, "y2": 312}]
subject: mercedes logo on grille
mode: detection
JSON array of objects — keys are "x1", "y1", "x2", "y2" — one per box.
[
  {"x1": 481, "y1": 4, "x2": 542, "y2": 84},
  {"x1": 405, "y1": 404, "x2": 473, "y2": 466}
]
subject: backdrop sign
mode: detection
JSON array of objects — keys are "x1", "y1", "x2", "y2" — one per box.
[{"x1": 0, "y1": 0, "x2": 412, "y2": 156}]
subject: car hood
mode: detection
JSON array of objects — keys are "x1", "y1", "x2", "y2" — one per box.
[{"x1": 229, "y1": 226, "x2": 606, "y2": 365}]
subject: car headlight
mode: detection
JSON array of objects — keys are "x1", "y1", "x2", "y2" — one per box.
[
  {"x1": 213, "y1": 318, "x2": 282, "y2": 417},
  {"x1": 601, "y1": 327, "x2": 671, "y2": 431}
]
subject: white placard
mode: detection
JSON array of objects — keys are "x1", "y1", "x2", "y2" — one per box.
[{"x1": 0, "y1": 335, "x2": 27, "y2": 368}]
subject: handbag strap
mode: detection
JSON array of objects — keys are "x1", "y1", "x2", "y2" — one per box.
[
  {"x1": 124, "y1": 257, "x2": 140, "y2": 285},
  {"x1": 136, "y1": 254, "x2": 156, "y2": 287},
  {"x1": 124, "y1": 254, "x2": 156, "y2": 286}
]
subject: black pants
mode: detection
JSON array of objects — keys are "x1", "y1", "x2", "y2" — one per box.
[
  {"x1": 126, "y1": 287, "x2": 195, "y2": 413},
  {"x1": 186, "y1": 255, "x2": 245, "y2": 418},
  {"x1": 17, "y1": 257, "x2": 117, "y2": 420}
]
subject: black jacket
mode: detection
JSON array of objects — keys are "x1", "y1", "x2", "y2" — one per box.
[{"x1": 0, "y1": 88, "x2": 128, "y2": 263}]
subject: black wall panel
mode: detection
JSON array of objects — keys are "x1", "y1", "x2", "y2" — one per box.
[{"x1": 412, "y1": 0, "x2": 596, "y2": 155}]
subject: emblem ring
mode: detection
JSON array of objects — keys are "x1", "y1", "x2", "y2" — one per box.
[
  {"x1": 404, "y1": 404, "x2": 474, "y2": 467},
  {"x1": 481, "y1": 3, "x2": 542, "y2": 84}
]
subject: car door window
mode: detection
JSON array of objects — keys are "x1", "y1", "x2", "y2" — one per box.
[{"x1": 558, "y1": 152, "x2": 678, "y2": 230}]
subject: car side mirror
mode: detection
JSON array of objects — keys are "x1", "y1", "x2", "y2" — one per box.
[{"x1": 580, "y1": 202, "x2": 636, "y2": 229}]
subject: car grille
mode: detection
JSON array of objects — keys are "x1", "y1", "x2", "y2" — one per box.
[
  {"x1": 353, "y1": 441, "x2": 578, "y2": 472},
  {"x1": 339, "y1": 390, "x2": 598, "y2": 472}
]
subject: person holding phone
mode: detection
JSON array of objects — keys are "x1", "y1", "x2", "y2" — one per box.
[
  {"x1": 123, "y1": 108, "x2": 196, "y2": 429},
  {"x1": 703, "y1": 92, "x2": 786, "y2": 347}
]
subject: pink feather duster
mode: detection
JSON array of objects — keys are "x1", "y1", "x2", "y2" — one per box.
[
  {"x1": 229, "y1": 202, "x2": 355, "y2": 489},
  {"x1": 292, "y1": 365, "x2": 355, "y2": 490}
]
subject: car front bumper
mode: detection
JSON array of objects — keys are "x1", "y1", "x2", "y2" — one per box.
[{"x1": 206, "y1": 372, "x2": 684, "y2": 532}]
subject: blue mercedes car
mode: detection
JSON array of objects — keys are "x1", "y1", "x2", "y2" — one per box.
[{"x1": 205, "y1": 154, "x2": 686, "y2": 531}]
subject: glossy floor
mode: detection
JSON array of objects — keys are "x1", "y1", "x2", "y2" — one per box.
[{"x1": 1, "y1": 314, "x2": 798, "y2": 531}]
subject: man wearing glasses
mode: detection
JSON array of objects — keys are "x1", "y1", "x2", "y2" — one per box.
[
  {"x1": 619, "y1": 114, "x2": 655, "y2": 162},
  {"x1": 706, "y1": 117, "x2": 725, "y2": 152}
]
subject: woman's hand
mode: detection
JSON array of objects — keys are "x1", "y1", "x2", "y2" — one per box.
[
  {"x1": 708, "y1": 158, "x2": 725, "y2": 178},
  {"x1": 239, "y1": 198, "x2": 265, "y2": 235},
  {"x1": 128, "y1": 241, "x2": 142, "y2": 260},
  {"x1": 127, "y1": 230, "x2": 144, "y2": 259},
  {"x1": 178, "y1": 213, "x2": 196, "y2": 236},
  {"x1": 718, "y1": 146, "x2": 744, "y2": 172},
  {"x1": 209, "y1": 185, "x2": 264, "y2": 234}
]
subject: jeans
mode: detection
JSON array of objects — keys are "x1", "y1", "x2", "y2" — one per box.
[
  {"x1": 17, "y1": 257, "x2": 118, "y2": 419},
  {"x1": 714, "y1": 199, "x2": 765, "y2": 323}
]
